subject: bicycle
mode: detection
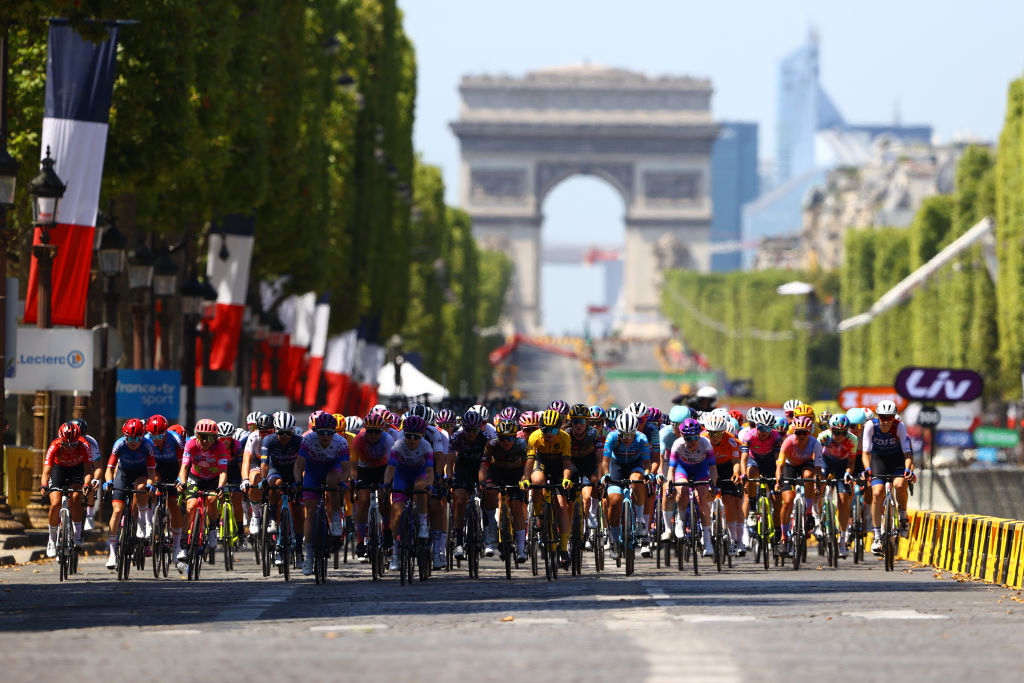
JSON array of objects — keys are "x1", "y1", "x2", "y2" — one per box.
[
  {"x1": 604, "y1": 478, "x2": 647, "y2": 576},
  {"x1": 392, "y1": 486, "x2": 431, "y2": 585},
  {"x1": 218, "y1": 484, "x2": 242, "y2": 572},
  {"x1": 667, "y1": 479, "x2": 710, "y2": 576},
  {"x1": 44, "y1": 485, "x2": 81, "y2": 581},
  {"x1": 258, "y1": 482, "x2": 296, "y2": 581},
  {"x1": 591, "y1": 486, "x2": 606, "y2": 573},
  {"x1": 529, "y1": 483, "x2": 563, "y2": 581},
  {"x1": 780, "y1": 477, "x2": 816, "y2": 571},
  {"x1": 819, "y1": 476, "x2": 840, "y2": 568},
  {"x1": 709, "y1": 489, "x2": 732, "y2": 573},
  {"x1": 183, "y1": 488, "x2": 220, "y2": 581},
  {"x1": 105, "y1": 486, "x2": 141, "y2": 581},
  {"x1": 567, "y1": 477, "x2": 593, "y2": 577},
  {"x1": 356, "y1": 481, "x2": 388, "y2": 581},
  {"x1": 656, "y1": 478, "x2": 672, "y2": 568},
  {"x1": 874, "y1": 474, "x2": 913, "y2": 572},
  {"x1": 455, "y1": 482, "x2": 483, "y2": 579},
  {"x1": 485, "y1": 483, "x2": 521, "y2": 580},
  {"x1": 850, "y1": 478, "x2": 867, "y2": 564},
  {"x1": 150, "y1": 483, "x2": 178, "y2": 579},
  {"x1": 303, "y1": 481, "x2": 345, "y2": 585},
  {"x1": 749, "y1": 477, "x2": 778, "y2": 571}
]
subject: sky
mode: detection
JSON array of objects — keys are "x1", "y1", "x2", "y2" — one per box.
[{"x1": 398, "y1": 0, "x2": 1024, "y2": 334}]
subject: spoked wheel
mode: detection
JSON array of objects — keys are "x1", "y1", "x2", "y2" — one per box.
[
  {"x1": 221, "y1": 516, "x2": 234, "y2": 572},
  {"x1": 542, "y1": 503, "x2": 555, "y2": 581},
  {"x1": 500, "y1": 505, "x2": 513, "y2": 580},
  {"x1": 116, "y1": 509, "x2": 132, "y2": 581},
  {"x1": 57, "y1": 523, "x2": 69, "y2": 582},
  {"x1": 570, "y1": 503, "x2": 583, "y2": 577},
  {"x1": 187, "y1": 514, "x2": 204, "y2": 581},
  {"x1": 623, "y1": 500, "x2": 635, "y2": 577},
  {"x1": 368, "y1": 507, "x2": 382, "y2": 581},
  {"x1": 655, "y1": 497, "x2": 665, "y2": 570},
  {"x1": 593, "y1": 509, "x2": 605, "y2": 573},
  {"x1": 280, "y1": 512, "x2": 292, "y2": 582},
  {"x1": 152, "y1": 508, "x2": 167, "y2": 578},
  {"x1": 446, "y1": 502, "x2": 456, "y2": 571},
  {"x1": 260, "y1": 511, "x2": 273, "y2": 577}
]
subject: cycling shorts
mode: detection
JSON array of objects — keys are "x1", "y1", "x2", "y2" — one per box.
[
  {"x1": 532, "y1": 455, "x2": 567, "y2": 476},
  {"x1": 674, "y1": 461, "x2": 711, "y2": 483},
  {"x1": 747, "y1": 454, "x2": 776, "y2": 475},
  {"x1": 266, "y1": 465, "x2": 296, "y2": 486},
  {"x1": 452, "y1": 460, "x2": 483, "y2": 489},
  {"x1": 780, "y1": 463, "x2": 815, "y2": 493},
  {"x1": 48, "y1": 463, "x2": 85, "y2": 489},
  {"x1": 392, "y1": 465, "x2": 428, "y2": 503},
  {"x1": 870, "y1": 451, "x2": 906, "y2": 486},
  {"x1": 356, "y1": 465, "x2": 387, "y2": 486},
  {"x1": 225, "y1": 459, "x2": 242, "y2": 486},
  {"x1": 155, "y1": 461, "x2": 179, "y2": 485},
  {"x1": 606, "y1": 459, "x2": 645, "y2": 496},
  {"x1": 567, "y1": 456, "x2": 598, "y2": 482},
  {"x1": 113, "y1": 467, "x2": 148, "y2": 502},
  {"x1": 301, "y1": 462, "x2": 341, "y2": 502},
  {"x1": 822, "y1": 455, "x2": 852, "y2": 494},
  {"x1": 716, "y1": 462, "x2": 741, "y2": 497},
  {"x1": 185, "y1": 474, "x2": 219, "y2": 498},
  {"x1": 487, "y1": 467, "x2": 525, "y2": 501}
]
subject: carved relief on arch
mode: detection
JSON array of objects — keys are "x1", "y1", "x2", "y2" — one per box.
[
  {"x1": 534, "y1": 161, "x2": 634, "y2": 206},
  {"x1": 470, "y1": 168, "x2": 528, "y2": 206}
]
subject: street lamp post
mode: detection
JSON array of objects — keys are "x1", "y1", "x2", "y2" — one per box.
[
  {"x1": 152, "y1": 248, "x2": 178, "y2": 370},
  {"x1": 0, "y1": 21, "x2": 24, "y2": 531},
  {"x1": 181, "y1": 272, "x2": 205, "y2": 429},
  {"x1": 28, "y1": 146, "x2": 66, "y2": 520},
  {"x1": 127, "y1": 240, "x2": 154, "y2": 369},
  {"x1": 96, "y1": 210, "x2": 126, "y2": 454}
]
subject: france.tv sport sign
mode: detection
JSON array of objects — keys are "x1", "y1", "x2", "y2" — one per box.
[
  {"x1": 894, "y1": 367, "x2": 983, "y2": 403},
  {"x1": 6, "y1": 328, "x2": 93, "y2": 393},
  {"x1": 116, "y1": 370, "x2": 181, "y2": 419}
]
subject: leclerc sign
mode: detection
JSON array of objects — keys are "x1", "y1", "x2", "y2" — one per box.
[
  {"x1": 6, "y1": 328, "x2": 93, "y2": 393},
  {"x1": 894, "y1": 367, "x2": 984, "y2": 403},
  {"x1": 837, "y1": 386, "x2": 908, "y2": 412}
]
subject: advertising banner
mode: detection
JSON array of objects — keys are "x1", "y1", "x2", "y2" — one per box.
[
  {"x1": 935, "y1": 430, "x2": 974, "y2": 448},
  {"x1": 972, "y1": 426, "x2": 1020, "y2": 449},
  {"x1": 894, "y1": 367, "x2": 984, "y2": 403},
  {"x1": 837, "y1": 386, "x2": 908, "y2": 412},
  {"x1": 6, "y1": 328, "x2": 92, "y2": 393},
  {"x1": 116, "y1": 370, "x2": 180, "y2": 419},
  {"x1": 181, "y1": 386, "x2": 241, "y2": 425}
]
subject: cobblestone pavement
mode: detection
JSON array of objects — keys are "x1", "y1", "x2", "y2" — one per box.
[{"x1": 1, "y1": 544, "x2": 1021, "y2": 682}]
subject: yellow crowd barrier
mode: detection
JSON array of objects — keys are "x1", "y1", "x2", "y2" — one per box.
[{"x1": 898, "y1": 509, "x2": 1024, "y2": 588}]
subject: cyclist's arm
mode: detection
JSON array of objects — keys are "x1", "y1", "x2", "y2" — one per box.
[{"x1": 293, "y1": 455, "x2": 305, "y2": 484}]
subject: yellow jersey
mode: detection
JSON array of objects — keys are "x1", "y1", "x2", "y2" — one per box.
[{"x1": 527, "y1": 429, "x2": 571, "y2": 461}]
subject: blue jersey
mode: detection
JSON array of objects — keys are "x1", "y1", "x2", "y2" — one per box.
[
  {"x1": 641, "y1": 422, "x2": 661, "y2": 457},
  {"x1": 658, "y1": 425, "x2": 677, "y2": 459},
  {"x1": 603, "y1": 431, "x2": 651, "y2": 465},
  {"x1": 150, "y1": 431, "x2": 184, "y2": 465},
  {"x1": 261, "y1": 432, "x2": 301, "y2": 469},
  {"x1": 108, "y1": 437, "x2": 156, "y2": 471}
]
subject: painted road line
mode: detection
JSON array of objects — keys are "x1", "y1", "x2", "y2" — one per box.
[
  {"x1": 505, "y1": 617, "x2": 570, "y2": 625},
  {"x1": 216, "y1": 585, "x2": 296, "y2": 624},
  {"x1": 141, "y1": 629, "x2": 202, "y2": 635},
  {"x1": 310, "y1": 624, "x2": 389, "y2": 632},
  {"x1": 842, "y1": 610, "x2": 949, "y2": 620}
]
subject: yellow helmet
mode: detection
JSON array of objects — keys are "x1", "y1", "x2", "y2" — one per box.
[
  {"x1": 540, "y1": 409, "x2": 561, "y2": 429},
  {"x1": 793, "y1": 404, "x2": 815, "y2": 420},
  {"x1": 333, "y1": 413, "x2": 346, "y2": 434}
]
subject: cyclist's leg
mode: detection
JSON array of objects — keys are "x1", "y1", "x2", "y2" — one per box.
[
  {"x1": 413, "y1": 475, "x2": 430, "y2": 538},
  {"x1": 325, "y1": 468, "x2": 344, "y2": 535},
  {"x1": 428, "y1": 454, "x2": 448, "y2": 557}
]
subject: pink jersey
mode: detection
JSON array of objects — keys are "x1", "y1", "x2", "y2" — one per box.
[{"x1": 182, "y1": 437, "x2": 228, "y2": 480}]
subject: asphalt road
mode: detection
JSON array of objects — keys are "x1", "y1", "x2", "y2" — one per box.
[
  {"x1": 513, "y1": 343, "x2": 587, "y2": 407},
  {"x1": 1, "y1": 545, "x2": 1020, "y2": 682}
]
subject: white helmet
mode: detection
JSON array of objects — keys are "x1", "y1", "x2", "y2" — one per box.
[
  {"x1": 783, "y1": 399, "x2": 802, "y2": 412},
  {"x1": 233, "y1": 427, "x2": 248, "y2": 441},
  {"x1": 615, "y1": 413, "x2": 639, "y2": 434},
  {"x1": 875, "y1": 400, "x2": 897, "y2": 416},
  {"x1": 704, "y1": 413, "x2": 729, "y2": 433},
  {"x1": 345, "y1": 415, "x2": 364, "y2": 433},
  {"x1": 469, "y1": 404, "x2": 489, "y2": 421},
  {"x1": 217, "y1": 421, "x2": 235, "y2": 438},
  {"x1": 696, "y1": 386, "x2": 718, "y2": 400},
  {"x1": 272, "y1": 411, "x2": 295, "y2": 432},
  {"x1": 754, "y1": 407, "x2": 776, "y2": 429},
  {"x1": 626, "y1": 401, "x2": 648, "y2": 419}
]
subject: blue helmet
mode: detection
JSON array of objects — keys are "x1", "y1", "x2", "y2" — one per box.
[
  {"x1": 774, "y1": 416, "x2": 789, "y2": 433},
  {"x1": 830, "y1": 414, "x2": 851, "y2": 430},
  {"x1": 669, "y1": 405, "x2": 691, "y2": 423},
  {"x1": 846, "y1": 407, "x2": 866, "y2": 425}
]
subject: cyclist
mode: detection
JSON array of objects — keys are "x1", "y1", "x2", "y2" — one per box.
[
  {"x1": 104, "y1": 419, "x2": 157, "y2": 569},
  {"x1": 601, "y1": 412, "x2": 652, "y2": 560},
  {"x1": 548, "y1": 400, "x2": 570, "y2": 429},
  {"x1": 527, "y1": 408, "x2": 573, "y2": 568},
  {"x1": 295, "y1": 412, "x2": 349, "y2": 575},
  {"x1": 410, "y1": 404, "x2": 450, "y2": 569},
  {"x1": 218, "y1": 420, "x2": 245, "y2": 541},
  {"x1": 518, "y1": 411, "x2": 540, "y2": 440},
  {"x1": 657, "y1": 405, "x2": 690, "y2": 539},
  {"x1": 246, "y1": 411, "x2": 303, "y2": 564},
  {"x1": 146, "y1": 414, "x2": 185, "y2": 561},
  {"x1": 774, "y1": 415, "x2": 823, "y2": 556},
  {"x1": 819, "y1": 413, "x2": 858, "y2": 557},
  {"x1": 68, "y1": 418, "x2": 102, "y2": 531},
  {"x1": 40, "y1": 422, "x2": 93, "y2": 557},
  {"x1": 667, "y1": 417, "x2": 716, "y2": 556},
  {"x1": 384, "y1": 414, "x2": 434, "y2": 571},
  {"x1": 792, "y1": 403, "x2": 819, "y2": 437},
  {"x1": 450, "y1": 409, "x2": 492, "y2": 559},
  {"x1": 782, "y1": 399, "x2": 802, "y2": 423},
  {"x1": 469, "y1": 404, "x2": 497, "y2": 439},
  {"x1": 862, "y1": 400, "x2": 914, "y2": 554},
  {"x1": 693, "y1": 386, "x2": 718, "y2": 413},
  {"x1": 704, "y1": 412, "x2": 745, "y2": 555},
  {"x1": 241, "y1": 412, "x2": 274, "y2": 534},
  {"x1": 480, "y1": 418, "x2": 529, "y2": 563},
  {"x1": 351, "y1": 412, "x2": 395, "y2": 562},
  {"x1": 588, "y1": 406, "x2": 607, "y2": 441},
  {"x1": 567, "y1": 403, "x2": 601, "y2": 533},
  {"x1": 740, "y1": 407, "x2": 784, "y2": 540},
  {"x1": 174, "y1": 419, "x2": 228, "y2": 570}
]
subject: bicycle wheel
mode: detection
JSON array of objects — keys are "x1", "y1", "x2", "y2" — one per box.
[
  {"x1": 187, "y1": 509, "x2": 204, "y2": 581},
  {"x1": 500, "y1": 502, "x2": 513, "y2": 580},
  {"x1": 221, "y1": 503, "x2": 234, "y2": 572},
  {"x1": 405, "y1": 506, "x2": 416, "y2": 585},
  {"x1": 465, "y1": 501, "x2": 478, "y2": 579},
  {"x1": 688, "y1": 495, "x2": 699, "y2": 576},
  {"x1": 312, "y1": 507, "x2": 326, "y2": 584},
  {"x1": 446, "y1": 501, "x2": 456, "y2": 571},
  {"x1": 368, "y1": 505, "x2": 381, "y2": 581},
  {"x1": 541, "y1": 502, "x2": 554, "y2": 581},
  {"x1": 56, "y1": 513, "x2": 68, "y2": 582},
  {"x1": 654, "y1": 493, "x2": 664, "y2": 569},
  {"x1": 151, "y1": 506, "x2": 165, "y2": 579},
  {"x1": 260, "y1": 507, "x2": 272, "y2": 577},
  {"x1": 883, "y1": 496, "x2": 895, "y2": 572},
  {"x1": 528, "y1": 501, "x2": 539, "y2": 576},
  {"x1": 547, "y1": 501, "x2": 559, "y2": 581},
  {"x1": 851, "y1": 495, "x2": 863, "y2": 564},
  {"x1": 570, "y1": 499, "x2": 582, "y2": 577},
  {"x1": 594, "y1": 504, "x2": 605, "y2": 573},
  {"x1": 623, "y1": 498, "x2": 634, "y2": 576},
  {"x1": 791, "y1": 500, "x2": 803, "y2": 571},
  {"x1": 116, "y1": 502, "x2": 132, "y2": 581},
  {"x1": 280, "y1": 510, "x2": 292, "y2": 582}
]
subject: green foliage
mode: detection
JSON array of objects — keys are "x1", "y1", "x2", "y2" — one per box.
[{"x1": 996, "y1": 78, "x2": 1024, "y2": 397}]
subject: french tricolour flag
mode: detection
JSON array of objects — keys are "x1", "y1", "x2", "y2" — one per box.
[
  {"x1": 25, "y1": 20, "x2": 120, "y2": 327},
  {"x1": 324, "y1": 330, "x2": 357, "y2": 412},
  {"x1": 286, "y1": 292, "x2": 317, "y2": 403},
  {"x1": 206, "y1": 214, "x2": 254, "y2": 371},
  {"x1": 302, "y1": 293, "x2": 330, "y2": 407}
]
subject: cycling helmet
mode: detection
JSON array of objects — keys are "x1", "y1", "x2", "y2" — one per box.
[
  {"x1": 217, "y1": 421, "x2": 235, "y2": 438},
  {"x1": 146, "y1": 414, "x2": 169, "y2": 434},
  {"x1": 245, "y1": 411, "x2": 260, "y2": 428},
  {"x1": 462, "y1": 410, "x2": 485, "y2": 429},
  {"x1": 728, "y1": 417, "x2": 740, "y2": 434},
  {"x1": 233, "y1": 427, "x2": 248, "y2": 441},
  {"x1": 364, "y1": 412, "x2": 387, "y2": 429},
  {"x1": 332, "y1": 413, "x2": 346, "y2": 431},
  {"x1": 345, "y1": 415, "x2": 365, "y2": 433},
  {"x1": 615, "y1": 412, "x2": 639, "y2": 434},
  {"x1": 774, "y1": 416, "x2": 789, "y2": 432},
  {"x1": 875, "y1": 400, "x2": 897, "y2": 416},
  {"x1": 539, "y1": 409, "x2": 561, "y2": 429},
  {"x1": 791, "y1": 416, "x2": 814, "y2": 432},
  {"x1": 435, "y1": 408, "x2": 456, "y2": 424},
  {"x1": 569, "y1": 403, "x2": 590, "y2": 420},
  {"x1": 519, "y1": 411, "x2": 539, "y2": 428},
  {"x1": 410, "y1": 404, "x2": 432, "y2": 421},
  {"x1": 625, "y1": 401, "x2": 648, "y2": 419},
  {"x1": 669, "y1": 405, "x2": 692, "y2": 423},
  {"x1": 58, "y1": 421, "x2": 81, "y2": 444},
  {"x1": 754, "y1": 408, "x2": 777, "y2": 429},
  {"x1": 313, "y1": 412, "x2": 336, "y2": 430},
  {"x1": 817, "y1": 410, "x2": 833, "y2": 427},
  {"x1": 498, "y1": 406, "x2": 520, "y2": 422},
  {"x1": 745, "y1": 407, "x2": 761, "y2": 424},
  {"x1": 646, "y1": 407, "x2": 663, "y2": 425},
  {"x1": 696, "y1": 386, "x2": 718, "y2": 401},
  {"x1": 122, "y1": 418, "x2": 145, "y2": 438},
  {"x1": 728, "y1": 409, "x2": 744, "y2": 423},
  {"x1": 168, "y1": 424, "x2": 186, "y2": 439},
  {"x1": 469, "y1": 404, "x2": 490, "y2": 421},
  {"x1": 846, "y1": 407, "x2": 866, "y2": 425},
  {"x1": 69, "y1": 417, "x2": 88, "y2": 435},
  {"x1": 403, "y1": 415, "x2": 427, "y2": 435},
  {"x1": 862, "y1": 407, "x2": 876, "y2": 421},
  {"x1": 679, "y1": 418, "x2": 701, "y2": 438},
  {"x1": 704, "y1": 413, "x2": 729, "y2": 433},
  {"x1": 273, "y1": 411, "x2": 296, "y2": 432},
  {"x1": 829, "y1": 414, "x2": 851, "y2": 430},
  {"x1": 194, "y1": 418, "x2": 218, "y2": 436},
  {"x1": 782, "y1": 399, "x2": 802, "y2": 414},
  {"x1": 496, "y1": 419, "x2": 518, "y2": 437},
  {"x1": 308, "y1": 410, "x2": 327, "y2": 430},
  {"x1": 255, "y1": 412, "x2": 273, "y2": 431},
  {"x1": 793, "y1": 404, "x2": 815, "y2": 419},
  {"x1": 548, "y1": 400, "x2": 569, "y2": 417}
]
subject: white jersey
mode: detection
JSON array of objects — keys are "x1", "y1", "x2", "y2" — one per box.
[
  {"x1": 84, "y1": 434, "x2": 102, "y2": 465},
  {"x1": 426, "y1": 424, "x2": 449, "y2": 456}
]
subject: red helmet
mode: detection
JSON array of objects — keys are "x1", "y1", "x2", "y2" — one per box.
[
  {"x1": 364, "y1": 412, "x2": 388, "y2": 430},
  {"x1": 122, "y1": 418, "x2": 145, "y2": 438},
  {"x1": 194, "y1": 418, "x2": 218, "y2": 436},
  {"x1": 146, "y1": 414, "x2": 169, "y2": 434},
  {"x1": 168, "y1": 424, "x2": 186, "y2": 439},
  {"x1": 728, "y1": 410, "x2": 744, "y2": 423},
  {"x1": 792, "y1": 416, "x2": 814, "y2": 432},
  {"x1": 58, "y1": 421, "x2": 81, "y2": 444}
]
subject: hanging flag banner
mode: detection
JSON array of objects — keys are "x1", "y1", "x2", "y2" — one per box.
[
  {"x1": 25, "y1": 20, "x2": 120, "y2": 327},
  {"x1": 324, "y1": 330, "x2": 357, "y2": 411},
  {"x1": 206, "y1": 214, "x2": 255, "y2": 371},
  {"x1": 302, "y1": 293, "x2": 330, "y2": 406}
]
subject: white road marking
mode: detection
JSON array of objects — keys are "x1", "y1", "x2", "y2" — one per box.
[
  {"x1": 310, "y1": 624, "x2": 389, "y2": 632},
  {"x1": 843, "y1": 610, "x2": 948, "y2": 620},
  {"x1": 673, "y1": 614, "x2": 757, "y2": 623},
  {"x1": 506, "y1": 617, "x2": 569, "y2": 625},
  {"x1": 141, "y1": 629, "x2": 202, "y2": 635},
  {"x1": 215, "y1": 585, "x2": 296, "y2": 624}
]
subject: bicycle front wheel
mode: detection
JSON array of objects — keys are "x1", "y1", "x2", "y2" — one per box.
[{"x1": 623, "y1": 499, "x2": 635, "y2": 576}]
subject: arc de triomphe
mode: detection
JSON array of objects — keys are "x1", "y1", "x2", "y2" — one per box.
[{"x1": 451, "y1": 64, "x2": 719, "y2": 338}]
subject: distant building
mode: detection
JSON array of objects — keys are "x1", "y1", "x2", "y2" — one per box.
[{"x1": 710, "y1": 122, "x2": 759, "y2": 271}]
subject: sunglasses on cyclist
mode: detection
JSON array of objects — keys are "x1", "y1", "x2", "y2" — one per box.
[
  {"x1": 498, "y1": 434, "x2": 515, "y2": 442},
  {"x1": 571, "y1": 418, "x2": 587, "y2": 425},
  {"x1": 619, "y1": 430, "x2": 636, "y2": 440},
  {"x1": 315, "y1": 429, "x2": 334, "y2": 437},
  {"x1": 794, "y1": 430, "x2": 809, "y2": 436},
  {"x1": 125, "y1": 435, "x2": 142, "y2": 444},
  {"x1": 197, "y1": 434, "x2": 215, "y2": 443},
  {"x1": 276, "y1": 430, "x2": 293, "y2": 437},
  {"x1": 756, "y1": 425, "x2": 771, "y2": 432},
  {"x1": 464, "y1": 425, "x2": 480, "y2": 432},
  {"x1": 404, "y1": 432, "x2": 423, "y2": 440},
  {"x1": 832, "y1": 428, "x2": 848, "y2": 435},
  {"x1": 365, "y1": 428, "x2": 382, "y2": 435},
  {"x1": 707, "y1": 430, "x2": 724, "y2": 437},
  {"x1": 878, "y1": 415, "x2": 895, "y2": 421},
  {"x1": 151, "y1": 431, "x2": 166, "y2": 439},
  {"x1": 541, "y1": 426, "x2": 559, "y2": 435}
]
